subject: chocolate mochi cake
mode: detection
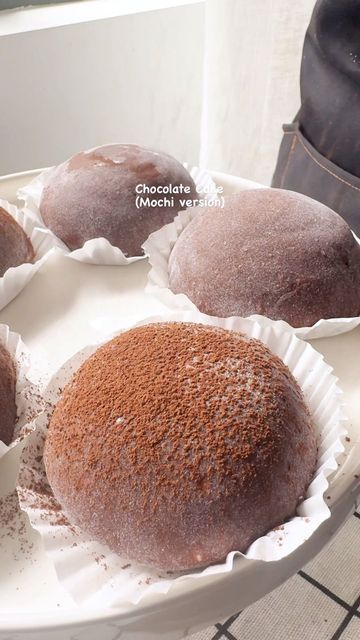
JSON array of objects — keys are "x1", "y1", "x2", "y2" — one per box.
[
  {"x1": 44, "y1": 322, "x2": 317, "y2": 571},
  {"x1": 0, "y1": 207, "x2": 34, "y2": 277},
  {"x1": 40, "y1": 143, "x2": 197, "y2": 256},
  {"x1": 0, "y1": 343, "x2": 17, "y2": 445},
  {"x1": 168, "y1": 189, "x2": 360, "y2": 327}
]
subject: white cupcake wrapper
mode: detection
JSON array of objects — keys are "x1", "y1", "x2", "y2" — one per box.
[
  {"x1": 17, "y1": 164, "x2": 218, "y2": 266},
  {"x1": 0, "y1": 198, "x2": 62, "y2": 311},
  {"x1": 142, "y1": 207, "x2": 360, "y2": 340},
  {"x1": 17, "y1": 311, "x2": 347, "y2": 608},
  {"x1": 247, "y1": 314, "x2": 360, "y2": 341},
  {"x1": 0, "y1": 323, "x2": 42, "y2": 459}
]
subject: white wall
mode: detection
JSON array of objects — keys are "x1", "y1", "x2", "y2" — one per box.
[
  {"x1": 0, "y1": 2, "x2": 204, "y2": 174},
  {"x1": 202, "y1": 0, "x2": 315, "y2": 185}
]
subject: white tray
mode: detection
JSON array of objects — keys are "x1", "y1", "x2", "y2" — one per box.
[{"x1": 0, "y1": 169, "x2": 359, "y2": 640}]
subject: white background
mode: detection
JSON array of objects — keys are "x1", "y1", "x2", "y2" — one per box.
[{"x1": 0, "y1": 0, "x2": 315, "y2": 183}]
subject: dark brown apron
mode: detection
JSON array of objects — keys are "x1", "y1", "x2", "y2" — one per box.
[
  {"x1": 272, "y1": 123, "x2": 360, "y2": 237},
  {"x1": 272, "y1": 0, "x2": 360, "y2": 237}
]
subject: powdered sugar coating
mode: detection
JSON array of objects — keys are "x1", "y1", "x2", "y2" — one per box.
[
  {"x1": 168, "y1": 189, "x2": 360, "y2": 327},
  {"x1": 44, "y1": 322, "x2": 317, "y2": 571},
  {"x1": 40, "y1": 144, "x2": 197, "y2": 256},
  {"x1": 0, "y1": 207, "x2": 34, "y2": 277}
]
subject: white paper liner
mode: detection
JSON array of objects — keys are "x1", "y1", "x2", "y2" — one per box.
[
  {"x1": 17, "y1": 311, "x2": 347, "y2": 608},
  {"x1": 0, "y1": 324, "x2": 42, "y2": 459},
  {"x1": 0, "y1": 198, "x2": 62, "y2": 311},
  {"x1": 17, "y1": 164, "x2": 218, "y2": 266},
  {"x1": 143, "y1": 209, "x2": 360, "y2": 340}
]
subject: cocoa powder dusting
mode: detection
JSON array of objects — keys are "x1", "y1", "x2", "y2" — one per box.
[
  {"x1": 0, "y1": 492, "x2": 35, "y2": 563},
  {"x1": 44, "y1": 322, "x2": 317, "y2": 571}
]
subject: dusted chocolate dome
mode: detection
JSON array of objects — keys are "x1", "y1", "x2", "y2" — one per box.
[
  {"x1": 0, "y1": 207, "x2": 34, "y2": 277},
  {"x1": 44, "y1": 322, "x2": 316, "y2": 571},
  {"x1": 169, "y1": 189, "x2": 360, "y2": 327},
  {"x1": 0, "y1": 343, "x2": 17, "y2": 445},
  {"x1": 40, "y1": 144, "x2": 197, "y2": 256}
]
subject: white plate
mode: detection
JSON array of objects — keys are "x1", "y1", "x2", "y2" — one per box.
[{"x1": 0, "y1": 170, "x2": 359, "y2": 640}]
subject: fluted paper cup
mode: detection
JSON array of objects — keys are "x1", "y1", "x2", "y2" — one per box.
[
  {"x1": 17, "y1": 311, "x2": 347, "y2": 608},
  {"x1": 0, "y1": 323, "x2": 42, "y2": 459},
  {"x1": 0, "y1": 198, "x2": 62, "y2": 311},
  {"x1": 143, "y1": 210, "x2": 360, "y2": 340}
]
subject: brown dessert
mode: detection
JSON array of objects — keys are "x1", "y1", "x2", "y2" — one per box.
[
  {"x1": 44, "y1": 322, "x2": 317, "y2": 571},
  {"x1": 169, "y1": 189, "x2": 360, "y2": 327},
  {"x1": 40, "y1": 144, "x2": 197, "y2": 256},
  {"x1": 0, "y1": 343, "x2": 17, "y2": 445},
  {"x1": 0, "y1": 207, "x2": 34, "y2": 277}
]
